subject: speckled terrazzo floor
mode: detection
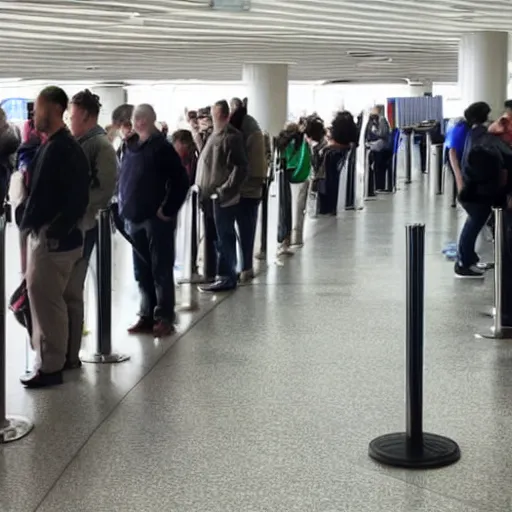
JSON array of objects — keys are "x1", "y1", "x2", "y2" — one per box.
[{"x1": 2, "y1": 171, "x2": 506, "y2": 512}]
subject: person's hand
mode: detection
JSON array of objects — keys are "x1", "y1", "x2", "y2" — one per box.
[{"x1": 157, "y1": 207, "x2": 172, "y2": 222}]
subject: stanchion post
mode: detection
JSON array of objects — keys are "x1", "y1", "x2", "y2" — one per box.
[
  {"x1": 178, "y1": 188, "x2": 200, "y2": 311},
  {"x1": 82, "y1": 209, "x2": 130, "y2": 364},
  {"x1": 368, "y1": 224, "x2": 460, "y2": 469},
  {"x1": 255, "y1": 179, "x2": 269, "y2": 261},
  {"x1": 476, "y1": 208, "x2": 509, "y2": 339},
  {"x1": 404, "y1": 129, "x2": 412, "y2": 184},
  {"x1": 0, "y1": 215, "x2": 33, "y2": 443}
]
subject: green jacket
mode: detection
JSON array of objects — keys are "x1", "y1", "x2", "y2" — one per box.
[{"x1": 284, "y1": 138, "x2": 311, "y2": 183}]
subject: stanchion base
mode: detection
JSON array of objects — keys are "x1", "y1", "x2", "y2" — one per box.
[
  {"x1": 369, "y1": 432, "x2": 460, "y2": 469},
  {"x1": 81, "y1": 353, "x2": 131, "y2": 364},
  {"x1": 475, "y1": 326, "x2": 512, "y2": 340},
  {"x1": 1, "y1": 416, "x2": 34, "y2": 443}
]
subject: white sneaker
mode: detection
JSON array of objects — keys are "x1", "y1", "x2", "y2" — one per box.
[
  {"x1": 277, "y1": 244, "x2": 294, "y2": 257},
  {"x1": 239, "y1": 270, "x2": 255, "y2": 284}
]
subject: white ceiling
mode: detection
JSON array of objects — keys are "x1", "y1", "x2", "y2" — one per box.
[{"x1": 0, "y1": 0, "x2": 509, "y2": 83}]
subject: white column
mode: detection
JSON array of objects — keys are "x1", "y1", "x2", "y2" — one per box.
[
  {"x1": 408, "y1": 82, "x2": 433, "y2": 97},
  {"x1": 90, "y1": 85, "x2": 127, "y2": 128},
  {"x1": 242, "y1": 63, "x2": 288, "y2": 136},
  {"x1": 459, "y1": 31, "x2": 508, "y2": 119}
]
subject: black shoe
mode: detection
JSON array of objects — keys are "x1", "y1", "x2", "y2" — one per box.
[
  {"x1": 199, "y1": 278, "x2": 237, "y2": 293},
  {"x1": 64, "y1": 359, "x2": 83, "y2": 371},
  {"x1": 21, "y1": 370, "x2": 63, "y2": 388},
  {"x1": 454, "y1": 263, "x2": 485, "y2": 279}
]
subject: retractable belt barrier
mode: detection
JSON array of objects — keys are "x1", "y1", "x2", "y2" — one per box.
[
  {"x1": 369, "y1": 224, "x2": 460, "y2": 469},
  {"x1": 0, "y1": 215, "x2": 34, "y2": 443},
  {"x1": 82, "y1": 209, "x2": 130, "y2": 365}
]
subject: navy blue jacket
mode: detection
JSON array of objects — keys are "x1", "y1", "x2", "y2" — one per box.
[{"x1": 118, "y1": 132, "x2": 189, "y2": 223}]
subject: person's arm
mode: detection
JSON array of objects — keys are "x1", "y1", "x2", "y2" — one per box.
[
  {"x1": 449, "y1": 148, "x2": 464, "y2": 192},
  {"x1": 159, "y1": 142, "x2": 190, "y2": 219},
  {"x1": 217, "y1": 131, "x2": 248, "y2": 202},
  {"x1": 89, "y1": 142, "x2": 118, "y2": 214},
  {"x1": 47, "y1": 146, "x2": 90, "y2": 239}
]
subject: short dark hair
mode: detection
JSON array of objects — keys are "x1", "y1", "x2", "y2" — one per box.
[
  {"x1": 464, "y1": 102, "x2": 491, "y2": 125},
  {"x1": 171, "y1": 129, "x2": 194, "y2": 146},
  {"x1": 70, "y1": 89, "x2": 101, "y2": 118},
  {"x1": 214, "y1": 100, "x2": 230, "y2": 119},
  {"x1": 112, "y1": 104, "x2": 134, "y2": 126},
  {"x1": 330, "y1": 110, "x2": 358, "y2": 145},
  {"x1": 38, "y1": 86, "x2": 68, "y2": 113},
  {"x1": 505, "y1": 100, "x2": 512, "y2": 110},
  {"x1": 305, "y1": 117, "x2": 326, "y2": 143}
]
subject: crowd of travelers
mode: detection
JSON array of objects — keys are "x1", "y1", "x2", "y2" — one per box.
[
  {"x1": 0, "y1": 87, "x2": 362, "y2": 389},
  {"x1": 1, "y1": 84, "x2": 505, "y2": 389}
]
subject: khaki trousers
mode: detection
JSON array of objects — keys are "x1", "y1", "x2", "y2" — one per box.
[
  {"x1": 26, "y1": 229, "x2": 83, "y2": 373},
  {"x1": 291, "y1": 181, "x2": 310, "y2": 245}
]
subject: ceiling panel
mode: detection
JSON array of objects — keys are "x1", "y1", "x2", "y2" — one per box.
[{"x1": 0, "y1": 0, "x2": 507, "y2": 82}]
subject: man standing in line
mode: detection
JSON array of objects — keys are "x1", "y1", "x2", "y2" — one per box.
[
  {"x1": 118, "y1": 104, "x2": 189, "y2": 337},
  {"x1": 20, "y1": 86, "x2": 90, "y2": 388},
  {"x1": 65, "y1": 89, "x2": 118, "y2": 368},
  {"x1": 196, "y1": 100, "x2": 248, "y2": 292},
  {"x1": 229, "y1": 97, "x2": 267, "y2": 283}
]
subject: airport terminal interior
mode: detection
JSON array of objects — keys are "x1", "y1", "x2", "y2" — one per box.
[{"x1": 1, "y1": 1, "x2": 512, "y2": 511}]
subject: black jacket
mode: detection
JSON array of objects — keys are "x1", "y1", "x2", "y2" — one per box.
[
  {"x1": 20, "y1": 128, "x2": 90, "y2": 243},
  {"x1": 117, "y1": 131, "x2": 189, "y2": 223}
]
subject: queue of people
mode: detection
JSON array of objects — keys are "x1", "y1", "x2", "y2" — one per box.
[{"x1": 0, "y1": 87, "x2": 386, "y2": 389}]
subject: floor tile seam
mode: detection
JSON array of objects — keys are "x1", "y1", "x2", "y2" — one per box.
[{"x1": 31, "y1": 291, "x2": 234, "y2": 512}]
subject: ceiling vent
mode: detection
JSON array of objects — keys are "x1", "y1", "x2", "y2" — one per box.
[{"x1": 209, "y1": 0, "x2": 251, "y2": 11}]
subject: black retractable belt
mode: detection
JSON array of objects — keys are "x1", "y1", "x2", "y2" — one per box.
[{"x1": 369, "y1": 224, "x2": 461, "y2": 469}]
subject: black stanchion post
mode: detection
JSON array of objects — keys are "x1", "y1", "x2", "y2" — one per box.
[
  {"x1": 82, "y1": 209, "x2": 130, "y2": 364},
  {"x1": 369, "y1": 224, "x2": 460, "y2": 469},
  {"x1": 256, "y1": 179, "x2": 269, "y2": 261},
  {"x1": 203, "y1": 201, "x2": 217, "y2": 282},
  {"x1": 404, "y1": 129, "x2": 412, "y2": 184},
  {"x1": 0, "y1": 215, "x2": 33, "y2": 443}
]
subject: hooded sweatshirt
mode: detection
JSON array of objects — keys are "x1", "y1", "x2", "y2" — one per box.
[
  {"x1": 118, "y1": 131, "x2": 189, "y2": 223},
  {"x1": 230, "y1": 108, "x2": 267, "y2": 199},
  {"x1": 77, "y1": 125, "x2": 118, "y2": 230}
]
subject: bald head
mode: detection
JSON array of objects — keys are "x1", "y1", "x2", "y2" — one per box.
[{"x1": 133, "y1": 104, "x2": 157, "y2": 141}]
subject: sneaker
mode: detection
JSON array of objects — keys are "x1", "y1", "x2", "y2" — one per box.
[
  {"x1": 127, "y1": 317, "x2": 154, "y2": 334},
  {"x1": 454, "y1": 263, "x2": 485, "y2": 279},
  {"x1": 20, "y1": 370, "x2": 63, "y2": 389},
  {"x1": 277, "y1": 244, "x2": 294, "y2": 257},
  {"x1": 153, "y1": 320, "x2": 175, "y2": 338},
  {"x1": 199, "y1": 278, "x2": 237, "y2": 293},
  {"x1": 239, "y1": 269, "x2": 255, "y2": 284}
]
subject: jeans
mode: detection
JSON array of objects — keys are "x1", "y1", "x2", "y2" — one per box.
[
  {"x1": 458, "y1": 202, "x2": 492, "y2": 268},
  {"x1": 213, "y1": 202, "x2": 238, "y2": 284},
  {"x1": 235, "y1": 197, "x2": 260, "y2": 272},
  {"x1": 127, "y1": 217, "x2": 176, "y2": 322},
  {"x1": 371, "y1": 150, "x2": 392, "y2": 190}
]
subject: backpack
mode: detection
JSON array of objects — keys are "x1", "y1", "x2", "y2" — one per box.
[{"x1": 285, "y1": 137, "x2": 311, "y2": 184}]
